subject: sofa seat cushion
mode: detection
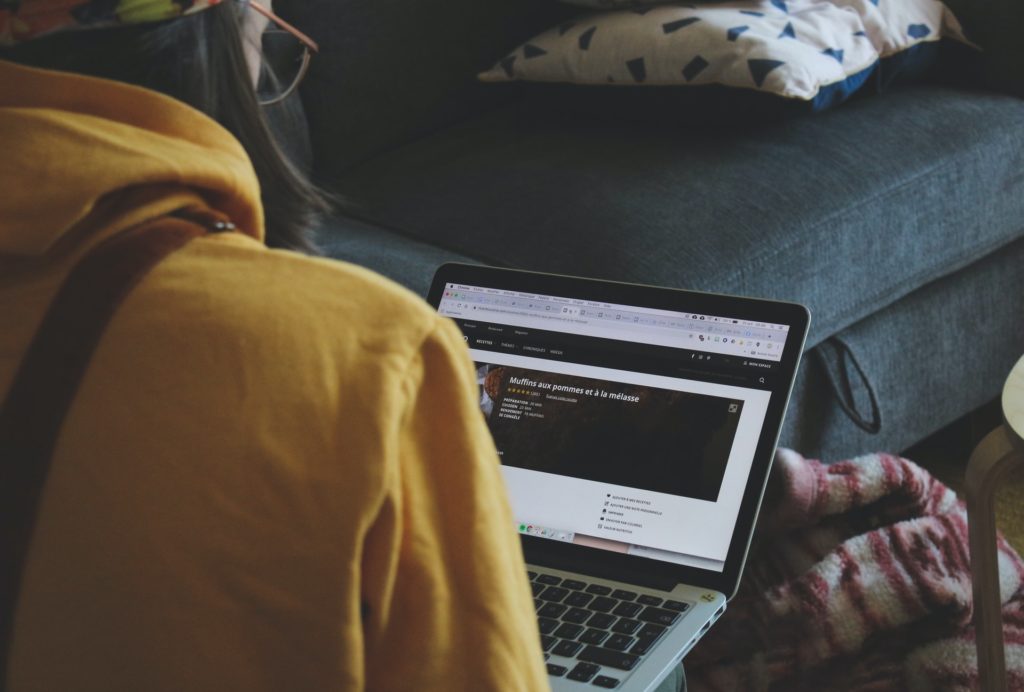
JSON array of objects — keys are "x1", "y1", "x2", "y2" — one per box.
[
  {"x1": 780, "y1": 236, "x2": 1024, "y2": 459},
  {"x1": 335, "y1": 85, "x2": 1024, "y2": 346}
]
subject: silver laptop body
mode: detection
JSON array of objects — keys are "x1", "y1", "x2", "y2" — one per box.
[{"x1": 430, "y1": 264, "x2": 810, "y2": 692}]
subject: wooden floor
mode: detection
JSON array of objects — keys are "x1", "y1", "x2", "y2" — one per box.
[{"x1": 903, "y1": 398, "x2": 1024, "y2": 553}]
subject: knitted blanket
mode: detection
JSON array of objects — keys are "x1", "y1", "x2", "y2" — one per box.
[{"x1": 687, "y1": 450, "x2": 1024, "y2": 691}]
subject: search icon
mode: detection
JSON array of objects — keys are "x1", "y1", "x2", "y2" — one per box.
[{"x1": 758, "y1": 377, "x2": 765, "y2": 384}]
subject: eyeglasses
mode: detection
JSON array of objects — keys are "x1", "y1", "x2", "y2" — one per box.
[{"x1": 246, "y1": 0, "x2": 319, "y2": 106}]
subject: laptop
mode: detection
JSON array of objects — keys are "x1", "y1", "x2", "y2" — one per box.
[{"x1": 428, "y1": 264, "x2": 810, "y2": 691}]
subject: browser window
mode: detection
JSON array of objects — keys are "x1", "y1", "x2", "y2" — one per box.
[{"x1": 439, "y1": 283, "x2": 793, "y2": 572}]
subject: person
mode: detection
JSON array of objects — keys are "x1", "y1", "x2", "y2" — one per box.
[{"x1": 0, "y1": 1, "x2": 549, "y2": 689}]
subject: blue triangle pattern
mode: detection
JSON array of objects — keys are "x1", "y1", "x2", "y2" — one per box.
[
  {"x1": 748, "y1": 58, "x2": 785, "y2": 87},
  {"x1": 500, "y1": 55, "x2": 516, "y2": 78},
  {"x1": 578, "y1": 26, "x2": 597, "y2": 50},
  {"x1": 908, "y1": 23, "x2": 931, "y2": 38},
  {"x1": 853, "y1": 30, "x2": 868, "y2": 37},
  {"x1": 523, "y1": 44, "x2": 547, "y2": 59},
  {"x1": 727, "y1": 25, "x2": 750, "y2": 41},
  {"x1": 683, "y1": 55, "x2": 709, "y2": 81},
  {"x1": 740, "y1": 10, "x2": 764, "y2": 16},
  {"x1": 663, "y1": 17, "x2": 700, "y2": 34},
  {"x1": 822, "y1": 48, "x2": 844, "y2": 63},
  {"x1": 771, "y1": 0, "x2": 788, "y2": 13},
  {"x1": 627, "y1": 57, "x2": 647, "y2": 82},
  {"x1": 778, "y1": 22, "x2": 795, "y2": 39}
]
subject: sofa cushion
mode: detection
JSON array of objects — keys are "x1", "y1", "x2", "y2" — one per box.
[
  {"x1": 334, "y1": 84, "x2": 1024, "y2": 347},
  {"x1": 780, "y1": 236, "x2": 1024, "y2": 459}
]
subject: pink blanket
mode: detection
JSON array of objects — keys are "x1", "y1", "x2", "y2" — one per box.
[{"x1": 687, "y1": 450, "x2": 1024, "y2": 691}]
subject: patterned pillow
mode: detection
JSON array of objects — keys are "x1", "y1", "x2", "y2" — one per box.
[
  {"x1": 479, "y1": 0, "x2": 971, "y2": 111},
  {"x1": 561, "y1": 0, "x2": 724, "y2": 7}
]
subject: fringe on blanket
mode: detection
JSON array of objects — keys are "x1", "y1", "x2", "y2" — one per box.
[{"x1": 686, "y1": 450, "x2": 1024, "y2": 692}]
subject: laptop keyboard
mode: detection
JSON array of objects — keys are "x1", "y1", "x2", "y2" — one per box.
[{"x1": 528, "y1": 570, "x2": 691, "y2": 688}]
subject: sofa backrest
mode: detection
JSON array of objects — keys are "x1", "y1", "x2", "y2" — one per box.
[
  {"x1": 278, "y1": 0, "x2": 573, "y2": 183},
  {"x1": 941, "y1": 0, "x2": 1024, "y2": 99}
]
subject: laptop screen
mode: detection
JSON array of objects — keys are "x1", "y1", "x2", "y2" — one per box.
[{"x1": 438, "y1": 281, "x2": 793, "y2": 573}]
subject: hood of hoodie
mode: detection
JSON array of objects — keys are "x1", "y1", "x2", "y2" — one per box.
[{"x1": 0, "y1": 59, "x2": 264, "y2": 258}]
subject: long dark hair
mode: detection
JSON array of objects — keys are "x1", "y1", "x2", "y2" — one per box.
[{"x1": 1, "y1": 3, "x2": 329, "y2": 254}]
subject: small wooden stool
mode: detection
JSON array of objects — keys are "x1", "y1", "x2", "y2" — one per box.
[{"x1": 966, "y1": 354, "x2": 1024, "y2": 692}]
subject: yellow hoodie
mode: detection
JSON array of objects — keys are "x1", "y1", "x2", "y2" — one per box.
[{"x1": 0, "y1": 60, "x2": 548, "y2": 692}]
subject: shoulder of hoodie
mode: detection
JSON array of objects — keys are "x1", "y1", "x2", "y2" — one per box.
[{"x1": 140, "y1": 230, "x2": 453, "y2": 374}]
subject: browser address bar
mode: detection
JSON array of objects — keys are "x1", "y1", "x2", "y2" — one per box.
[
  {"x1": 470, "y1": 303, "x2": 720, "y2": 343},
  {"x1": 439, "y1": 286, "x2": 786, "y2": 360},
  {"x1": 446, "y1": 291, "x2": 779, "y2": 339}
]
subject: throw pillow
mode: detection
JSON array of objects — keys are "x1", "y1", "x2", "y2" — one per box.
[{"x1": 478, "y1": 0, "x2": 971, "y2": 112}]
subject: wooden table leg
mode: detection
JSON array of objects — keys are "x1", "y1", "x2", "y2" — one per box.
[{"x1": 965, "y1": 425, "x2": 1024, "y2": 692}]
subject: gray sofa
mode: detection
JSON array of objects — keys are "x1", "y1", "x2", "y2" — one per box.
[{"x1": 280, "y1": 0, "x2": 1024, "y2": 461}]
